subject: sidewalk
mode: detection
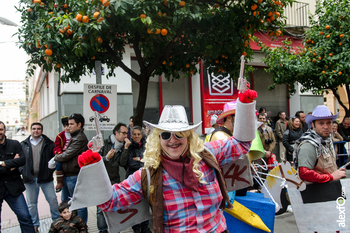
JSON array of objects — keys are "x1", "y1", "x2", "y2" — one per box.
[{"x1": 1, "y1": 188, "x2": 139, "y2": 233}]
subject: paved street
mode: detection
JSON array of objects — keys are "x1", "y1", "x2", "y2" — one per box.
[{"x1": 1, "y1": 131, "x2": 349, "y2": 232}]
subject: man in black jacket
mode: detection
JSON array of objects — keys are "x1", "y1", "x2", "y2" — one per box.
[
  {"x1": 0, "y1": 121, "x2": 36, "y2": 232},
  {"x1": 54, "y1": 113, "x2": 88, "y2": 223},
  {"x1": 21, "y1": 122, "x2": 59, "y2": 231},
  {"x1": 97, "y1": 122, "x2": 130, "y2": 233}
]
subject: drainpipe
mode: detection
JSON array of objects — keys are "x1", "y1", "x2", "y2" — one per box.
[{"x1": 57, "y1": 71, "x2": 62, "y2": 132}]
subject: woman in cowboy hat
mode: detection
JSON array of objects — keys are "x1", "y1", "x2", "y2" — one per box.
[
  {"x1": 294, "y1": 105, "x2": 346, "y2": 183},
  {"x1": 78, "y1": 90, "x2": 258, "y2": 232}
]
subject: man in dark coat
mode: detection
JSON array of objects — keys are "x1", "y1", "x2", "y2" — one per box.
[
  {"x1": 21, "y1": 122, "x2": 59, "y2": 231},
  {"x1": 0, "y1": 121, "x2": 36, "y2": 232},
  {"x1": 54, "y1": 113, "x2": 88, "y2": 223},
  {"x1": 97, "y1": 122, "x2": 130, "y2": 233}
]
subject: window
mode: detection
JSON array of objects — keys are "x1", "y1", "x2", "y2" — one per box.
[
  {"x1": 14, "y1": 102, "x2": 17, "y2": 105},
  {"x1": 8, "y1": 103, "x2": 11, "y2": 105}
]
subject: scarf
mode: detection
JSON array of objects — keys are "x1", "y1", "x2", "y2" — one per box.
[
  {"x1": 293, "y1": 129, "x2": 334, "y2": 162},
  {"x1": 160, "y1": 150, "x2": 199, "y2": 192},
  {"x1": 110, "y1": 134, "x2": 123, "y2": 152}
]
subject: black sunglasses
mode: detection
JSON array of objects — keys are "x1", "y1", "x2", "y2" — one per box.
[{"x1": 159, "y1": 132, "x2": 185, "y2": 141}]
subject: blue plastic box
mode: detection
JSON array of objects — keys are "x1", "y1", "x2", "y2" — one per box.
[{"x1": 224, "y1": 192, "x2": 275, "y2": 233}]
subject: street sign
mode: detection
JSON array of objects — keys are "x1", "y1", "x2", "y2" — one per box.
[
  {"x1": 83, "y1": 84, "x2": 117, "y2": 131},
  {"x1": 90, "y1": 94, "x2": 110, "y2": 113}
]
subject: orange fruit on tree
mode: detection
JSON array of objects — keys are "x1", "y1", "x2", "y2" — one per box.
[
  {"x1": 312, "y1": 53, "x2": 316, "y2": 56},
  {"x1": 147, "y1": 28, "x2": 152, "y2": 34},
  {"x1": 340, "y1": 34, "x2": 344, "y2": 38},
  {"x1": 268, "y1": 11, "x2": 273, "y2": 17},
  {"x1": 56, "y1": 63, "x2": 61, "y2": 68},
  {"x1": 161, "y1": 29, "x2": 168, "y2": 36},
  {"x1": 92, "y1": 56, "x2": 95, "y2": 59},
  {"x1": 266, "y1": 18, "x2": 271, "y2": 23},
  {"x1": 163, "y1": 13, "x2": 167, "y2": 17},
  {"x1": 326, "y1": 34, "x2": 330, "y2": 38},
  {"x1": 325, "y1": 25, "x2": 330, "y2": 30},
  {"x1": 97, "y1": 17, "x2": 103, "y2": 22},
  {"x1": 157, "y1": 12, "x2": 162, "y2": 16},
  {"x1": 318, "y1": 56, "x2": 321, "y2": 60},
  {"x1": 339, "y1": 42, "x2": 342, "y2": 46},
  {"x1": 156, "y1": 29, "x2": 161, "y2": 34},
  {"x1": 94, "y1": 12, "x2": 100, "y2": 19},
  {"x1": 102, "y1": 0, "x2": 110, "y2": 6},
  {"x1": 339, "y1": 71, "x2": 342, "y2": 75},
  {"x1": 64, "y1": 4, "x2": 68, "y2": 8},
  {"x1": 186, "y1": 63, "x2": 190, "y2": 68},
  {"x1": 190, "y1": 70, "x2": 194, "y2": 74},
  {"x1": 162, "y1": 61, "x2": 166, "y2": 65},
  {"x1": 45, "y1": 49, "x2": 53, "y2": 56},
  {"x1": 169, "y1": 62, "x2": 172, "y2": 66},
  {"x1": 276, "y1": 30, "x2": 281, "y2": 36},
  {"x1": 82, "y1": 16, "x2": 89, "y2": 23},
  {"x1": 270, "y1": 15, "x2": 275, "y2": 21},
  {"x1": 140, "y1": 14, "x2": 146, "y2": 18},
  {"x1": 67, "y1": 29, "x2": 73, "y2": 35},
  {"x1": 258, "y1": 0, "x2": 263, "y2": 3},
  {"x1": 76, "y1": 14, "x2": 82, "y2": 22},
  {"x1": 242, "y1": 52, "x2": 247, "y2": 56},
  {"x1": 329, "y1": 53, "x2": 333, "y2": 56},
  {"x1": 97, "y1": 37, "x2": 103, "y2": 43},
  {"x1": 34, "y1": 0, "x2": 41, "y2": 4},
  {"x1": 319, "y1": 31, "x2": 324, "y2": 35},
  {"x1": 59, "y1": 29, "x2": 64, "y2": 34},
  {"x1": 251, "y1": 4, "x2": 257, "y2": 11},
  {"x1": 215, "y1": 60, "x2": 219, "y2": 63},
  {"x1": 322, "y1": 71, "x2": 326, "y2": 74},
  {"x1": 253, "y1": 11, "x2": 259, "y2": 17},
  {"x1": 179, "y1": 1, "x2": 185, "y2": 7},
  {"x1": 164, "y1": 0, "x2": 168, "y2": 6}
]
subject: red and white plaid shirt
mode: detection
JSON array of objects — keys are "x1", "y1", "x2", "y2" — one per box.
[{"x1": 98, "y1": 137, "x2": 251, "y2": 232}]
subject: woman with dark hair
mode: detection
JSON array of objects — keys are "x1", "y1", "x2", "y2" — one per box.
[
  {"x1": 126, "y1": 126, "x2": 151, "y2": 233},
  {"x1": 282, "y1": 117, "x2": 303, "y2": 163}
]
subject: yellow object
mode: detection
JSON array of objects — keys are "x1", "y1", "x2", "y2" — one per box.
[
  {"x1": 247, "y1": 130, "x2": 265, "y2": 163},
  {"x1": 225, "y1": 201, "x2": 271, "y2": 233}
]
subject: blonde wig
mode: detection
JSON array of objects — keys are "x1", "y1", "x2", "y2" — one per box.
[{"x1": 142, "y1": 128, "x2": 206, "y2": 184}]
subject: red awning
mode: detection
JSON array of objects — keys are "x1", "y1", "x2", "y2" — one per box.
[{"x1": 250, "y1": 32, "x2": 304, "y2": 52}]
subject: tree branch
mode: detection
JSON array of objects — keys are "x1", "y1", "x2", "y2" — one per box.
[
  {"x1": 133, "y1": 33, "x2": 146, "y2": 73},
  {"x1": 331, "y1": 87, "x2": 348, "y2": 114},
  {"x1": 103, "y1": 43, "x2": 141, "y2": 83}
]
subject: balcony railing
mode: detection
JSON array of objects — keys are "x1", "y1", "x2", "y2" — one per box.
[{"x1": 284, "y1": 1, "x2": 310, "y2": 28}]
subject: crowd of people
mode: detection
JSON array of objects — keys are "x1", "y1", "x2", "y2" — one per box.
[{"x1": 0, "y1": 97, "x2": 349, "y2": 232}]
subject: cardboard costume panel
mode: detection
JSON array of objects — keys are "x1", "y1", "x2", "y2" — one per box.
[
  {"x1": 288, "y1": 179, "x2": 350, "y2": 233},
  {"x1": 70, "y1": 160, "x2": 152, "y2": 232},
  {"x1": 222, "y1": 154, "x2": 253, "y2": 192}
]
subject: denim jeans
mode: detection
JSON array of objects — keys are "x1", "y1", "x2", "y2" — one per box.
[
  {"x1": 62, "y1": 175, "x2": 88, "y2": 223},
  {"x1": 25, "y1": 178, "x2": 60, "y2": 227},
  {"x1": 96, "y1": 206, "x2": 108, "y2": 233},
  {"x1": 0, "y1": 190, "x2": 36, "y2": 233}
]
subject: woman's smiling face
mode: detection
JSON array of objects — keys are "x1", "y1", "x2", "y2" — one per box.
[{"x1": 160, "y1": 132, "x2": 188, "y2": 160}]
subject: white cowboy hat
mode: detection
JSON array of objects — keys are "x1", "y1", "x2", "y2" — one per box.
[{"x1": 143, "y1": 105, "x2": 202, "y2": 132}]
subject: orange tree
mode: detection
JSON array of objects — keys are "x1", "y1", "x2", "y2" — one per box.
[
  {"x1": 261, "y1": 0, "x2": 350, "y2": 118},
  {"x1": 17, "y1": 0, "x2": 292, "y2": 125}
]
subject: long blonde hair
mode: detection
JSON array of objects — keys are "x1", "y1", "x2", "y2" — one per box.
[{"x1": 142, "y1": 128, "x2": 206, "y2": 184}]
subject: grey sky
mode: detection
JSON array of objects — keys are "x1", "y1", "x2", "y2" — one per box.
[{"x1": 0, "y1": 2, "x2": 28, "y2": 81}]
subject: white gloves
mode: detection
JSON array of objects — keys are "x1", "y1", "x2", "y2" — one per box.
[{"x1": 48, "y1": 157, "x2": 57, "y2": 169}]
